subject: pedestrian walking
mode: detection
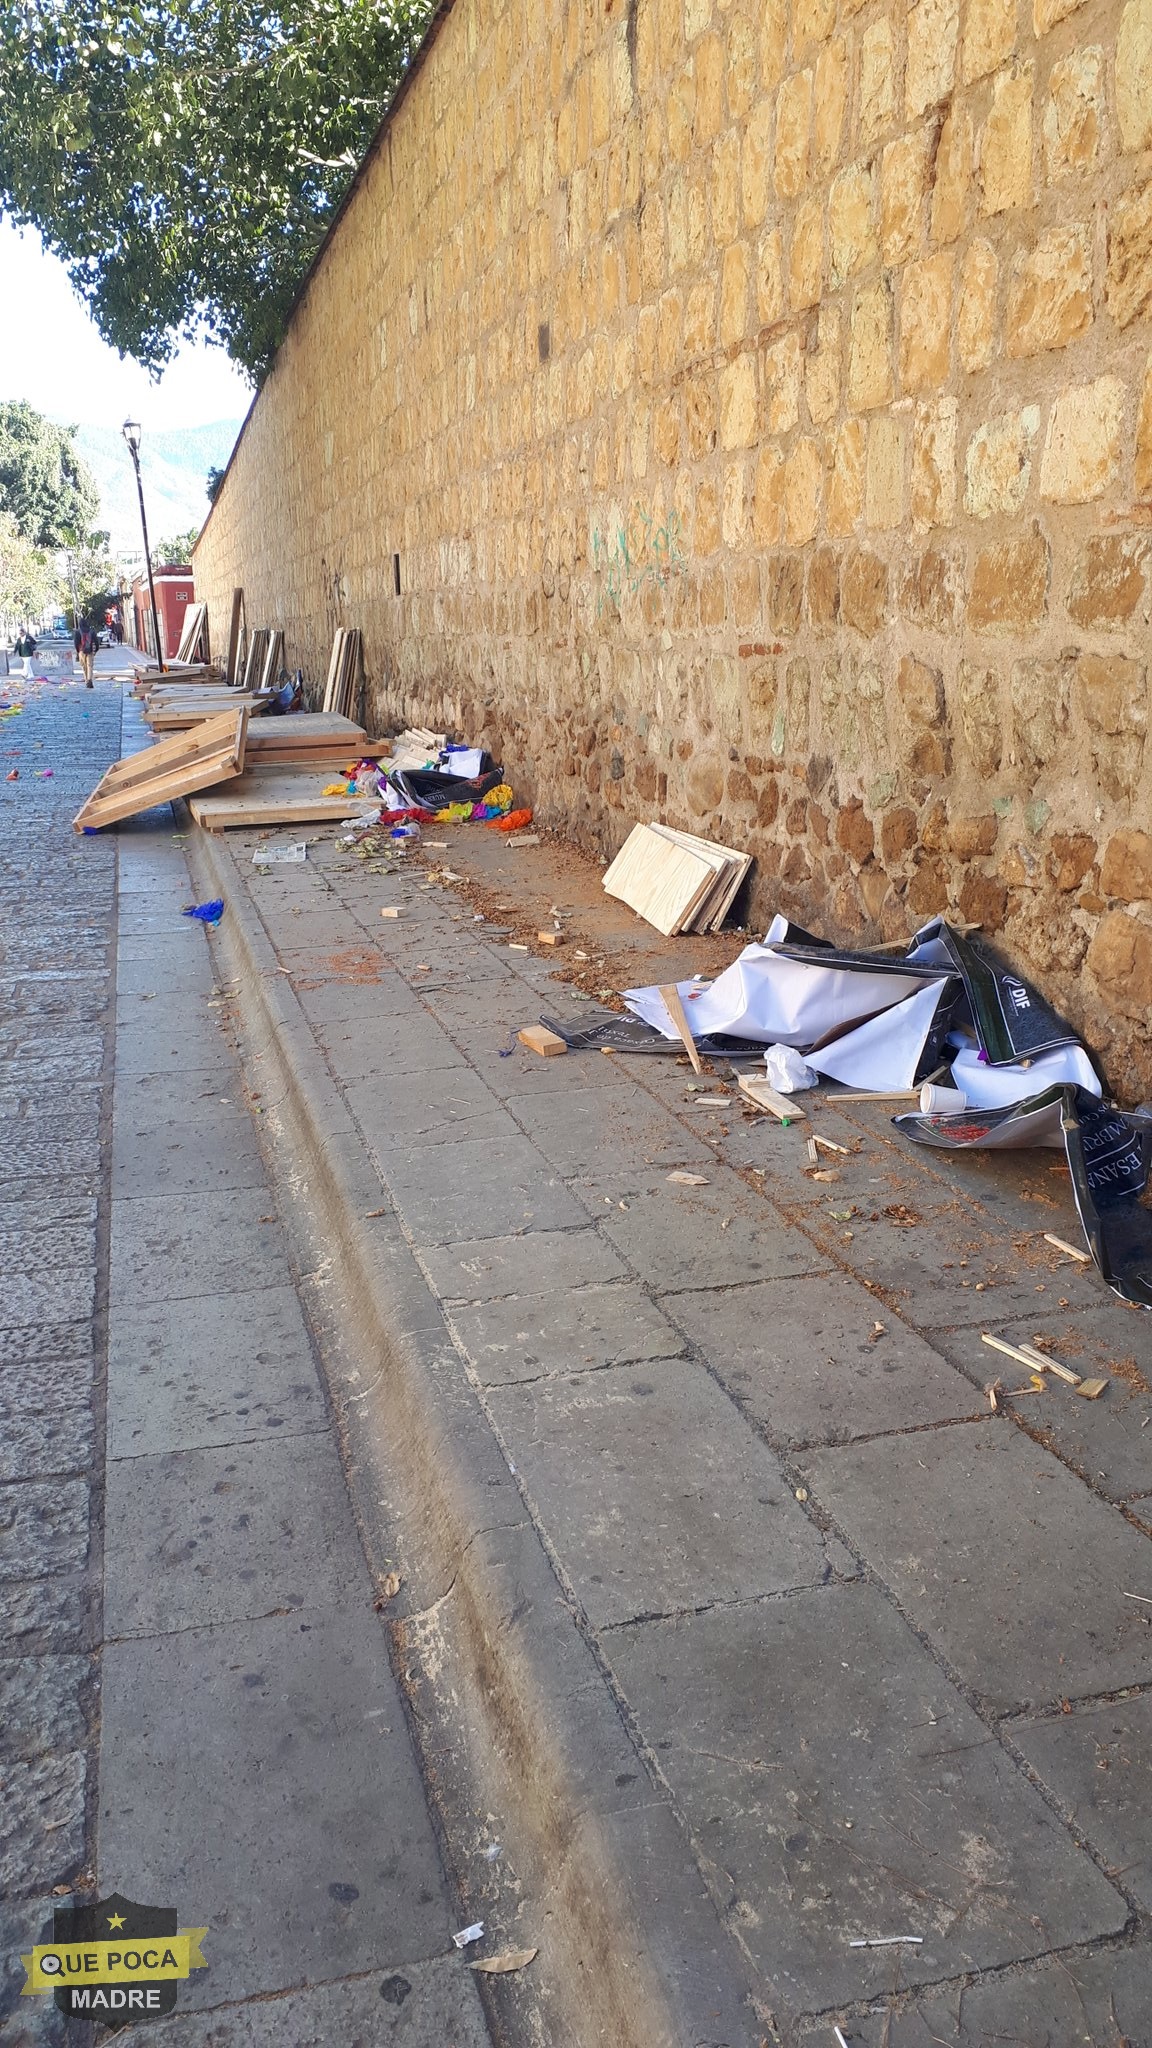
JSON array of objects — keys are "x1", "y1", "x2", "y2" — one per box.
[
  {"x1": 17, "y1": 630, "x2": 36, "y2": 678},
  {"x1": 74, "y1": 620, "x2": 99, "y2": 687}
]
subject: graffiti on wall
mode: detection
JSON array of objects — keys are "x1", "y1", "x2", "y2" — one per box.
[{"x1": 591, "y1": 507, "x2": 686, "y2": 617}]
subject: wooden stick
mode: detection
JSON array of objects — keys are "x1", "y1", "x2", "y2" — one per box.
[
  {"x1": 738, "y1": 1073, "x2": 808, "y2": 1121},
  {"x1": 1043, "y1": 1232, "x2": 1091, "y2": 1262},
  {"x1": 813, "y1": 1133, "x2": 849, "y2": 1154},
  {"x1": 659, "y1": 984, "x2": 703, "y2": 1076},
  {"x1": 982, "y1": 1332, "x2": 1081, "y2": 1385},
  {"x1": 824, "y1": 1090, "x2": 921, "y2": 1103}
]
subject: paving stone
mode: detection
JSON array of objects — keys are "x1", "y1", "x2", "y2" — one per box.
[
  {"x1": 802, "y1": 1423, "x2": 1152, "y2": 1711},
  {"x1": 99, "y1": 1610, "x2": 457, "y2": 2005},
  {"x1": 0, "y1": 1392, "x2": 94, "y2": 1482},
  {"x1": 451, "y1": 1281, "x2": 686, "y2": 1384},
  {"x1": 487, "y1": 1359, "x2": 826, "y2": 1625},
  {"x1": 104, "y1": 1434, "x2": 361, "y2": 1637},
  {"x1": 385, "y1": 1132, "x2": 588, "y2": 1244},
  {"x1": 578, "y1": 1170, "x2": 831, "y2": 1292},
  {"x1": 0, "y1": 1897, "x2": 74, "y2": 2047},
  {"x1": 0, "y1": 1752, "x2": 87, "y2": 1893},
  {"x1": 0, "y1": 1653, "x2": 91, "y2": 1761},
  {"x1": 1014, "y1": 1691, "x2": 1152, "y2": 1909},
  {"x1": 314, "y1": 1012, "x2": 469, "y2": 1082},
  {"x1": 113, "y1": 1009, "x2": 232, "y2": 1074},
  {"x1": 108, "y1": 1285, "x2": 326, "y2": 1457},
  {"x1": 112, "y1": 1958, "x2": 491, "y2": 2046},
  {"x1": 111, "y1": 1106, "x2": 266, "y2": 1198},
  {"x1": 800, "y1": 1201, "x2": 1065, "y2": 1326},
  {"x1": 507, "y1": 1084, "x2": 713, "y2": 1174},
  {"x1": 116, "y1": 947, "x2": 217, "y2": 995},
  {"x1": 608, "y1": 1584, "x2": 1128, "y2": 2018},
  {"x1": 0, "y1": 1321, "x2": 93, "y2": 1371},
  {"x1": 419, "y1": 1227, "x2": 628, "y2": 1301},
  {"x1": 0, "y1": 1227, "x2": 97, "y2": 1279},
  {"x1": 0, "y1": 1572, "x2": 91, "y2": 1654},
  {"x1": 851, "y1": 1939, "x2": 1152, "y2": 2044},
  {"x1": 109, "y1": 1192, "x2": 291, "y2": 1306},
  {"x1": 114, "y1": 1067, "x2": 250, "y2": 1123},
  {"x1": 665, "y1": 1273, "x2": 984, "y2": 1448},
  {"x1": 0, "y1": 1479, "x2": 91, "y2": 1580},
  {"x1": 293, "y1": 972, "x2": 425, "y2": 1025}
]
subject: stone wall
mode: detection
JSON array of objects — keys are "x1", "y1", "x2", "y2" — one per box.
[{"x1": 194, "y1": 0, "x2": 1152, "y2": 1092}]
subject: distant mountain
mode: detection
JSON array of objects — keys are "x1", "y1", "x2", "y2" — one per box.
[{"x1": 61, "y1": 418, "x2": 244, "y2": 556}]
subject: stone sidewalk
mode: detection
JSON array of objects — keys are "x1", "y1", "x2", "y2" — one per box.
[
  {"x1": 2, "y1": 664, "x2": 492, "y2": 2048},
  {"x1": 184, "y1": 796, "x2": 1152, "y2": 2045}
]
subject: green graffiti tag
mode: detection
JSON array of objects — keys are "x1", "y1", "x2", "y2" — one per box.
[{"x1": 592, "y1": 507, "x2": 686, "y2": 616}]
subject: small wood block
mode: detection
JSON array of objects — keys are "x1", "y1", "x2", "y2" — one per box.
[
  {"x1": 518, "y1": 1025, "x2": 567, "y2": 1057},
  {"x1": 380, "y1": 907, "x2": 402, "y2": 919},
  {"x1": 739, "y1": 1074, "x2": 808, "y2": 1121},
  {"x1": 659, "y1": 983, "x2": 704, "y2": 1077},
  {"x1": 1075, "y1": 1378, "x2": 1109, "y2": 1400},
  {"x1": 537, "y1": 930, "x2": 565, "y2": 945},
  {"x1": 1043, "y1": 1232, "x2": 1091, "y2": 1262}
]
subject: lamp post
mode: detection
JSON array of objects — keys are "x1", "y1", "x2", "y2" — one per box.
[{"x1": 121, "y1": 418, "x2": 165, "y2": 673}]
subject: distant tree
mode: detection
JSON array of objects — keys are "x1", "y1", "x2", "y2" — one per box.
[
  {"x1": 61, "y1": 533, "x2": 116, "y2": 630},
  {"x1": 0, "y1": 511, "x2": 54, "y2": 629},
  {"x1": 0, "y1": 0, "x2": 436, "y2": 378},
  {"x1": 0, "y1": 402, "x2": 99, "y2": 549},
  {"x1": 154, "y1": 527, "x2": 201, "y2": 565},
  {"x1": 205, "y1": 467, "x2": 226, "y2": 504}
]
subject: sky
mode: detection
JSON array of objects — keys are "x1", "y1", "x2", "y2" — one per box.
[{"x1": 0, "y1": 218, "x2": 253, "y2": 430}]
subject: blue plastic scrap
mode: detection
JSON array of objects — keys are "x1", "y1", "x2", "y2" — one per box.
[{"x1": 182, "y1": 899, "x2": 224, "y2": 926}]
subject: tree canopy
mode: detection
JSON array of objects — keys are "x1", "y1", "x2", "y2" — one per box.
[
  {"x1": 0, "y1": 509, "x2": 54, "y2": 627},
  {"x1": 154, "y1": 526, "x2": 200, "y2": 565},
  {"x1": 0, "y1": 0, "x2": 435, "y2": 379},
  {"x1": 0, "y1": 401, "x2": 99, "y2": 547}
]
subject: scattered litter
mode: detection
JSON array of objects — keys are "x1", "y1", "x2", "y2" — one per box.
[
  {"x1": 813, "y1": 1134, "x2": 849, "y2": 1155},
  {"x1": 252, "y1": 840, "x2": 307, "y2": 864},
  {"x1": 1043, "y1": 1232, "x2": 1092, "y2": 1263},
  {"x1": 182, "y1": 899, "x2": 225, "y2": 926},
  {"x1": 452, "y1": 1923, "x2": 485, "y2": 1949},
  {"x1": 667, "y1": 1171, "x2": 709, "y2": 1186},
  {"x1": 506, "y1": 830, "x2": 540, "y2": 845},
  {"x1": 809, "y1": 1168, "x2": 840, "y2": 1183},
  {"x1": 661, "y1": 983, "x2": 704, "y2": 1075},
  {"x1": 5, "y1": 769, "x2": 17, "y2": 780},
  {"x1": 765, "y1": 1043, "x2": 818, "y2": 1094},
  {"x1": 795, "y1": 1487, "x2": 808, "y2": 1501},
  {"x1": 807, "y1": 1138, "x2": 820, "y2": 1164},
  {"x1": 868, "y1": 1322, "x2": 886, "y2": 1342},
  {"x1": 848, "y1": 1936, "x2": 923, "y2": 1948},
  {"x1": 374, "y1": 1571, "x2": 402, "y2": 1607},
  {"x1": 481, "y1": 1842, "x2": 502, "y2": 1861},
  {"x1": 685, "y1": 1095, "x2": 730, "y2": 1108},
  {"x1": 981, "y1": 1333, "x2": 1081, "y2": 1385},
  {"x1": 920, "y1": 1081, "x2": 966, "y2": 1113},
  {"x1": 380, "y1": 907, "x2": 402, "y2": 919},
  {"x1": 1122, "y1": 1592, "x2": 1152, "y2": 1605},
  {"x1": 987, "y1": 1380, "x2": 1002, "y2": 1413},
  {"x1": 834, "y1": 2029, "x2": 852, "y2": 2048},
  {"x1": 1075, "y1": 1378, "x2": 1109, "y2": 1400},
  {"x1": 518, "y1": 1026, "x2": 567, "y2": 1058},
  {"x1": 537, "y1": 929, "x2": 565, "y2": 946},
  {"x1": 470, "y1": 1948, "x2": 538, "y2": 1975},
  {"x1": 364, "y1": 1207, "x2": 388, "y2": 1218}
]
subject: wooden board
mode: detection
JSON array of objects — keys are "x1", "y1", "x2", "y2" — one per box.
[
  {"x1": 241, "y1": 629, "x2": 270, "y2": 694},
  {"x1": 322, "y1": 628, "x2": 361, "y2": 718},
  {"x1": 244, "y1": 712, "x2": 365, "y2": 750},
  {"x1": 189, "y1": 770, "x2": 379, "y2": 831},
  {"x1": 175, "y1": 602, "x2": 209, "y2": 665},
  {"x1": 224, "y1": 588, "x2": 244, "y2": 686},
  {"x1": 74, "y1": 708, "x2": 248, "y2": 832},
  {"x1": 650, "y1": 825, "x2": 753, "y2": 932},
  {"x1": 145, "y1": 694, "x2": 271, "y2": 731},
  {"x1": 603, "y1": 823, "x2": 719, "y2": 936},
  {"x1": 260, "y1": 628, "x2": 283, "y2": 694}
]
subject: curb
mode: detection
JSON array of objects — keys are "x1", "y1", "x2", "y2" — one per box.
[{"x1": 186, "y1": 821, "x2": 763, "y2": 2048}]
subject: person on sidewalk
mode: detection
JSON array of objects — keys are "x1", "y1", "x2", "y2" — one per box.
[
  {"x1": 74, "y1": 620, "x2": 99, "y2": 687},
  {"x1": 16, "y1": 629, "x2": 36, "y2": 677}
]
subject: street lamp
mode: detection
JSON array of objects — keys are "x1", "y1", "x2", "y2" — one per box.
[{"x1": 121, "y1": 418, "x2": 165, "y2": 673}]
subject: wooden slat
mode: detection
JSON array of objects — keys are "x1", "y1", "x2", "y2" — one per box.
[
  {"x1": 260, "y1": 629, "x2": 283, "y2": 695},
  {"x1": 189, "y1": 768, "x2": 378, "y2": 831},
  {"x1": 603, "y1": 823, "x2": 718, "y2": 936},
  {"x1": 224, "y1": 588, "x2": 244, "y2": 686},
  {"x1": 73, "y1": 709, "x2": 247, "y2": 832},
  {"x1": 175, "y1": 602, "x2": 209, "y2": 665},
  {"x1": 241, "y1": 629, "x2": 269, "y2": 694}
]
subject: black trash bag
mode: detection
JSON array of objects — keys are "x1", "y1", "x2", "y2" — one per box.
[
  {"x1": 897, "y1": 1085, "x2": 1152, "y2": 1309},
  {"x1": 386, "y1": 762, "x2": 504, "y2": 810}
]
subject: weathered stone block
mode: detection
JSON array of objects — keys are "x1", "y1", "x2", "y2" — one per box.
[
  {"x1": 958, "y1": 238, "x2": 999, "y2": 369},
  {"x1": 969, "y1": 529, "x2": 1050, "y2": 630},
  {"x1": 979, "y1": 63, "x2": 1034, "y2": 216},
  {"x1": 789, "y1": 195, "x2": 824, "y2": 308},
  {"x1": 825, "y1": 417, "x2": 866, "y2": 534},
  {"x1": 965, "y1": 405, "x2": 1039, "y2": 518},
  {"x1": 900, "y1": 250, "x2": 953, "y2": 391},
  {"x1": 964, "y1": 0, "x2": 1016, "y2": 82},
  {"x1": 882, "y1": 806, "x2": 919, "y2": 860},
  {"x1": 865, "y1": 415, "x2": 904, "y2": 528},
  {"x1": 752, "y1": 444, "x2": 785, "y2": 543},
  {"x1": 1117, "y1": 0, "x2": 1152, "y2": 152},
  {"x1": 931, "y1": 106, "x2": 973, "y2": 244},
  {"x1": 775, "y1": 68, "x2": 813, "y2": 196},
  {"x1": 1040, "y1": 376, "x2": 1125, "y2": 503},
  {"x1": 1048, "y1": 833, "x2": 1097, "y2": 889},
  {"x1": 858, "y1": 16, "x2": 895, "y2": 144},
  {"x1": 784, "y1": 438, "x2": 824, "y2": 545},
  {"x1": 1066, "y1": 535, "x2": 1149, "y2": 627},
  {"x1": 805, "y1": 306, "x2": 841, "y2": 424},
  {"x1": 847, "y1": 279, "x2": 894, "y2": 409},
  {"x1": 1033, "y1": 0, "x2": 1084, "y2": 29},
  {"x1": 881, "y1": 128, "x2": 932, "y2": 265},
  {"x1": 956, "y1": 661, "x2": 1004, "y2": 773},
  {"x1": 841, "y1": 548, "x2": 888, "y2": 633},
  {"x1": 911, "y1": 396, "x2": 958, "y2": 527},
  {"x1": 1077, "y1": 651, "x2": 1147, "y2": 735},
  {"x1": 908, "y1": 853, "x2": 950, "y2": 912},
  {"x1": 756, "y1": 227, "x2": 785, "y2": 324},
  {"x1": 836, "y1": 797, "x2": 875, "y2": 862},
  {"x1": 719, "y1": 353, "x2": 758, "y2": 448},
  {"x1": 814, "y1": 37, "x2": 849, "y2": 171},
  {"x1": 1010, "y1": 656, "x2": 1070, "y2": 777},
  {"x1": 1088, "y1": 910, "x2": 1152, "y2": 1017},
  {"x1": 897, "y1": 652, "x2": 945, "y2": 727},
  {"x1": 828, "y1": 163, "x2": 877, "y2": 286},
  {"x1": 1136, "y1": 355, "x2": 1152, "y2": 498},
  {"x1": 766, "y1": 552, "x2": 805, "y2": 633},
  {"x1": 1101, "y1": 830, "x2": 1152, "y2": 900},
  {"x1": 950, "y1": 814, "x2": 999, "y2": 857},
  {"x1": 686, "y1": 752, "x2": 726, "y2": 814},
  {"x1": 807, "y1": 545, "x2": 840, "y2": 627},
  {"x1": 763, "y1": 330, "x2": 802, "y2": 433},
  {"x1": 1106, "y1": 179, "x2": 1152, "y2": 329},
  {"x1": 1006, "y1": 227, "x2": 1093, "y2": 355},
  {"x1": 1043, "y1": 47, "x2": 1104, "y2": 182},
  {"x1": 906, "y1": 0, "x2": 959, "y2": 115}
]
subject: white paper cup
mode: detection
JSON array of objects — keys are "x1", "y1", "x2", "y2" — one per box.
[{"x1": 920, "y1": 1082, "x2": 967, "y2": 1114}]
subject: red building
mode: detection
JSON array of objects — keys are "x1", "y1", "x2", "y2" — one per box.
[{"x1": 130, "y1": 566, "x2": 196, "y2": 660}]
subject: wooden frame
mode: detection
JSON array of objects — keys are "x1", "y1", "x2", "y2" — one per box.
[
  {"x1": 175, "y1": 601, "x2": 209, "y2": 665},
  {"x1": 322, "y1": 628, "x2": 361, "y2": 717},
  {"x1": 73, "y1": 708, "x2": 248, "y2": 832}
]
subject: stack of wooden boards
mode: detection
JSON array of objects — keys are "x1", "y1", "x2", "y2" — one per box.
[
  {"x1": 74, "y1": 709, "x2": 249, "y2": 832},
  {"x1": 603, "y1": 823, "x2": 752, "y2": 935},
  {"x1": 175, "y1": 601, "x2": 210, "y2": 665}
]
